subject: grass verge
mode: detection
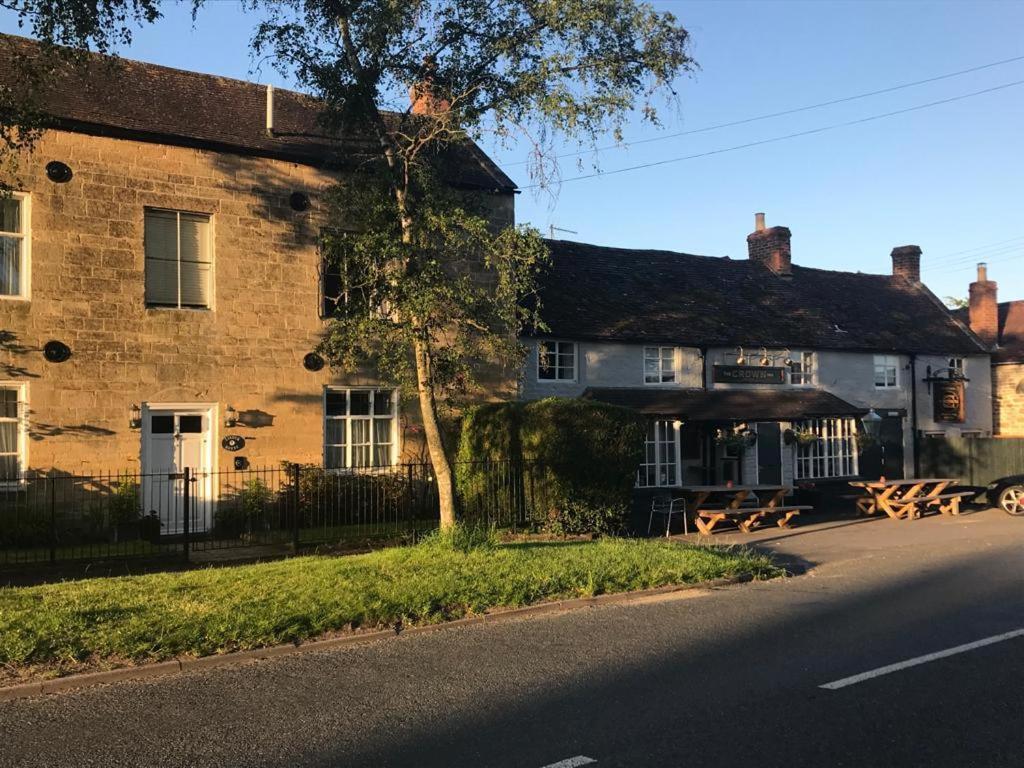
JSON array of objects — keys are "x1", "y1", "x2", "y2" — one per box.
[{"x1": 0, "y1": 536, "x2": 778, "y2": 681}]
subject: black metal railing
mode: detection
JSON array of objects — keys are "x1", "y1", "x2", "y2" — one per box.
[{"x1": 0, "y1": 461, "x2": 551, "y2": 568}]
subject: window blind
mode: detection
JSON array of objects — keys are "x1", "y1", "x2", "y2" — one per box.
[{"x1": 145, "y1": 209, "x2": 211, "y2": 308}]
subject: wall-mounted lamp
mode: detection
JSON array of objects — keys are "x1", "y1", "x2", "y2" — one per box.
[
  {"x1": 224, "y1": 405, "x2": 238, "y2": 428},
  {"x1": 129, "y1": 403, "x2": 142, "y2": 430},
  {"x1": 861, "y1": 408, "x2": 883, "y2": 440},
  {"x1": 735, "y1": 346, "x2": 746, "y2": 366},
  {"x1": 672, "y1": 419, "x2": 683, "y2": 429},
  {"x1": 760, "y1": 346, "x2": 771, "y2": 367}
]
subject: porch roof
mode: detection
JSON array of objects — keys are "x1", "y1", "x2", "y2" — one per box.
[{"x1": 582, "y1": 387, "x2": 869, "y2": 421}]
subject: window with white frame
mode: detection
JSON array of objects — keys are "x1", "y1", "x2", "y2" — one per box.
[
  {"x1": 873, "y1": 355, "x2": 899, "y2": 388},
  {"x1": 637, "y1": 420, "x2": 679, "y2": 487},
  {"x1": 794, "y1": 417, "x2": 859, "y2": 480},
  {"x1": 948, "y1": 357, "x2": 964, "y2": 376},
  {"x1": 144, "y1": 208, "x2": 213, "y2": 308},
  {"x1": 789, "y1": 351, "x2": 815, "y2": 385},
  {"x1": 324, "y1": 388, "x2": 398, "y2": 469},
  {"x1": 0, "y1": 194, "x2": 29, "y2": 298},
  {"x1": 643, "y1": 346, "x2": 677, "y2": 384},
  {"x1": 537, "y1": 341, "x2": 576, "y2": 381},
  {"x1": 0, "y1": 384, "x2": 26, "y2": 483}
]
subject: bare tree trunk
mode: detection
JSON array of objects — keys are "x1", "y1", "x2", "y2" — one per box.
[{"x1": 413, "y1": 337, "x2": 457, "y2": 528}]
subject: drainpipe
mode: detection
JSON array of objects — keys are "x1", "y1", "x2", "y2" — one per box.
[
  {"x1": 910, "y1": 353, "x2": 920, "y2": 476},
  {"x1": 700, "y1": 346, "x2": 708, "y2": 390}
]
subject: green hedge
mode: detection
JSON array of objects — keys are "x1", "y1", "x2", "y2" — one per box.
[{"x1": 456, "y1": 398, "x2": 646, "y2": 532}]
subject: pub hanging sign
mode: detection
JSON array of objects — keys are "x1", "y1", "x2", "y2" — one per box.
[
  {"x1": 713, "y1": 365, "x2": 786, "y2": 385},
  {"x1": 933, "y1": 379, "x2": 966, "y2": 423}
]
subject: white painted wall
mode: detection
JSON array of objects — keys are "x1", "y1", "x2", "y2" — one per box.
[{"x1": 520, "y1": 338, "x2": 993, "y2": 480}]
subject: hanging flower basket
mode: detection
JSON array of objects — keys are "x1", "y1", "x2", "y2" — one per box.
[
  {"x1": 715, "y1": 429, "x2": 755, "y2": 453},
  {"x1": 791, "y1": 429, "x2": 821, "y2": 447}
]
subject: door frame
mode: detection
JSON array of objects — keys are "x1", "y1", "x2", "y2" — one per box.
[
  {"x1": 754, "y1": 422, "x2": 784, "y2": 486},
  {"x1": 140, "y1": 402, "x2": 219, "y2": 533}
]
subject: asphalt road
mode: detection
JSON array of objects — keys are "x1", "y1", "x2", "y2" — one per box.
[{"x1": 2, "y1": 509, "x2": 1023, "y2": 768}]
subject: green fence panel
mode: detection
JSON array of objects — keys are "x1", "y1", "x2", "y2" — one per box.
[{"x1": 920, "y1": 436, "x2": 1024, "y2": 486}]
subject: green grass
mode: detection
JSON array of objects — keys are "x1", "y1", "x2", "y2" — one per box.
[{"x1": 0, "y1": 535, "x2": 778, "y2": 675}]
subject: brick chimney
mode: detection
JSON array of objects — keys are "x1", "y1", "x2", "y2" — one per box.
[
  {"x1": 409, "y1": 56, "x2": 451, "y2": 116},
  {"x1": 968, "y1": 262, "x2": 999, "y2": 347},
  {"x1": 891, "y1": 245, "x2": 922, "y2": 282},
  {"x1": 746, "y1": 213, "x2": 791, "y2": 275}
]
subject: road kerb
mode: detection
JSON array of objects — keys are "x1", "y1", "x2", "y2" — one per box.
[{"x1": 0, "y1": 571, "x2": 760, "y2": 702}]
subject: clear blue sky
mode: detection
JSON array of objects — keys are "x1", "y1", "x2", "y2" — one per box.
[{"x1": 3, "y1": 0, "x2": 1022, "y2": 303}]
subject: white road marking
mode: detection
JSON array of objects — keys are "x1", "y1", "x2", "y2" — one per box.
[
  {"x1": 820, "y1": 628, "x2": 1024, "y2": 690},
  {"x1": 540, "y1": 757, "x2": 597, "y2": 768}
]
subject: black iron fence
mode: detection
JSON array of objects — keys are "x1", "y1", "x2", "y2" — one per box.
[{"x1": 0, "y1": 461, "x2": 551, "y2": 568}]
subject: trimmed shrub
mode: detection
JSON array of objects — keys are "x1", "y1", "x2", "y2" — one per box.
[
  {"x1": 456, "y1": 397, "x2": 645, "y2": 533},
  {"x1": 542, "y1": 500, "x2": 628, "y2": 537},
  {"x1": 215, "y1": 477, "x2": 274, "y2": 538}
]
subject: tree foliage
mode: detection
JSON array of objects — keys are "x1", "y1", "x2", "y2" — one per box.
[
  {"x1": 317, "y1": 165, "x2": 548, "y2": 408},
  {"x1": 251, "y1": 0, "x2": 695, "y2": 186}
]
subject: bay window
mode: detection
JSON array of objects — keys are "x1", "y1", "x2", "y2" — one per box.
[{"x1": 794, "y1": 417, "x2": 859, "y2": 480}]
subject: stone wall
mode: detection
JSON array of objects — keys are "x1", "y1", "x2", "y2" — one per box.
[
  {"x1": 993, "y1": 364, "x2": 1024, "y2": 436},
  {"x1": 0, "y1": 129, "x2": 514, "y2": 473}
]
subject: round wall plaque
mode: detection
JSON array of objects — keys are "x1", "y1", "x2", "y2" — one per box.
[
  {"x1": 222, "y1": 435, "x2": 246, "y2": 452},
  {"x1": 289, "y1": 191, "x2": 312, "y2": 212},
  {"x1": 303, "y1": 352, "x2": 325, "y2": 371},
  {"x1": 43, "y1": 340, "x2": 72, "y2": 363},
  {"x1": 45, "y1": 161, "x2": 73, "y2": 183}
]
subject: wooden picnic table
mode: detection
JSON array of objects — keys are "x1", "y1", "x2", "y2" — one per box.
[
  {"x1": 679, "y1": 485, "x2": 810, "y2": 535},
  {"x1": 848, "y1": 478, "x2": 970, "y2": 520}
]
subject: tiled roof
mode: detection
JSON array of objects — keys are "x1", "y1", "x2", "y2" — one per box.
[
  {"x1": 954, "y1": 301, "x2": 1024, "y2": 363},
  {"x1": 583, "y1": 387, "x2": 868, "y2": 420},
  {"x1": 0, "y1": 33, "x2": 515, "y2": 192},
  {"x1": 534, "y1": 239, "x2": 986, "y2": 355}
]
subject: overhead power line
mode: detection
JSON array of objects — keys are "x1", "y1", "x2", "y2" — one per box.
[
  {"x1": 926, "y1": 234, "x2": 1024, "y2": 266},
  {"x1": 929, "y1": 242, "x2": 1024, "y2": 269},
  {"x1": 501, "y1": 53, "x2": 1024, "y2": 168},
  {"x1": 929, "y1": 250, "x2": 1024, "y2": 275},
  {"x1": 519, "y1": 79, "x2": 1024, "y2": 190}
]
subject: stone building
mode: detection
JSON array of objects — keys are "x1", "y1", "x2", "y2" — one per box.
[
  {"x1": 0, "y1": 35, "x2": 515, "y2": 491},
  {"x1": 956, "y1": 264, "x2": 1024, "y2": 436}
]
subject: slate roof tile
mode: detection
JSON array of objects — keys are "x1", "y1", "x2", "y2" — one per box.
[
  {"x1": 0, "y1": 33, "x2": 514, "y2": 192},
  {"x1": 535, "y1": 239, "x2": 985, "y2": 355}
]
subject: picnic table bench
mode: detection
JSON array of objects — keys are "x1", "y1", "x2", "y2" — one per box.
[
  {"x1": 680, "y1": 485, "x2": 811, "y2": 535},
  {"x1": 848, "y1": 478, "x2": 973, "y2": 520}
]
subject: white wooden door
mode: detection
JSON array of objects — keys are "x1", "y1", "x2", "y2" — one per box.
[{"x1": 141, "y1": 408, "x2": 213, "y2": 535}]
